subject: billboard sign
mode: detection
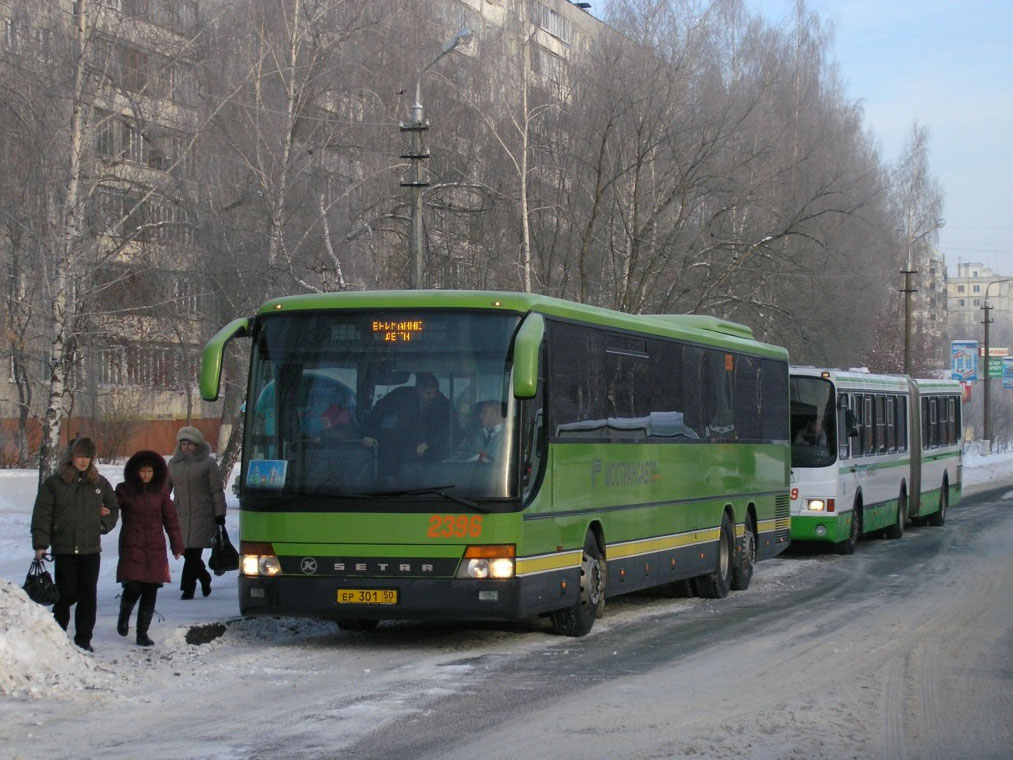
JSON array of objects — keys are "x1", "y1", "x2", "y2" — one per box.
[
  {"x1": 951, "y1": 340, "x2": 978, "y2": 382},
  {"x1": 1004, "y1": 358, "x2": 1013, "y2": 389}
]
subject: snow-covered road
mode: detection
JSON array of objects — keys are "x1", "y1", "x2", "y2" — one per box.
[{"x1": 0, "y1": 449, "x2": 1010, "y2": 758}]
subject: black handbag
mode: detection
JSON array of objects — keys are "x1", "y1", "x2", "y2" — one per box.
[
  {"x1": 23, "y1": 557, "x2": 60, "y2": 605},
  {"x1": 208, "y1": 524, "x2": 239, "y2": 575}
]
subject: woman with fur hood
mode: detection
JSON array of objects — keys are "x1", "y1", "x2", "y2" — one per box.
[
  {"x1": 115, "y1": 450, "x2": 184, "y2": 646},
  {"x1": 167, "y1": 426, "x2": 227, "y2": 599},
  {"x1": 31, "y1": 437, "x2": 118, "y2": 653}
]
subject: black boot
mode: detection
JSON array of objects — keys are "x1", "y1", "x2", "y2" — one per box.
[
  {"x1": 135, "y1": 592, "x2": 156, "y2": 647},
  {"x1": 118, "y1": 583, "x2": 141, "y2": 637},
  {"x1": 200, "y1": 569, "x2": 212, "y2": 597}
]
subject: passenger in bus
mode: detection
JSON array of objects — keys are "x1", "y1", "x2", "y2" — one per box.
[
  {"x1": 795, "y1": 417, "x2": 827, "y2": 447},
  {"x1": 318, "y1": 403, "x2": 358, "y2": 441},
  {"x1": 463, "y1": 400, "x2": 506, "y2": 463},
  {"x1": 361, "y1": 372, "x2": 453, "y2": 467}
]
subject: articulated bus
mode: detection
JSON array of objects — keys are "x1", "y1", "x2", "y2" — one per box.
[
  {"x1": 201, "y1": 291, "x2": 791, "y2": 636},
  {"x1": 789, "y1": 367, "x2": 962, "y2": 554}
]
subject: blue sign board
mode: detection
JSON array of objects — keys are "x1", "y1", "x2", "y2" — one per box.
[
  {"x1": 1003, "y1": 357, "x2": 1013, "y2": 389},
  {"x1": 951, "y1": 341, "x2": 978, "y2": 382}
]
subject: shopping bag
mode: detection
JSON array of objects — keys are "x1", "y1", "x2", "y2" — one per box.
[
  {"x1": 208, "y1": 524, "x2": 239, "y2": 575},
  {"x1": 23, "y1": 557, "x2": 60, "y2": 605}
]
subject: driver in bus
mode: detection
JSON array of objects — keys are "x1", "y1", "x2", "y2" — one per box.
[
  {"x1": 795, "y1": 417, "x2": 827, "y2": 447},
  {"x1": 361, "y1": 372, "x2": 453, "y2": 468}
]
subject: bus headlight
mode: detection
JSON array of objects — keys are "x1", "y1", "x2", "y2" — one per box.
[
  {"x1": 457, "y1": 545, "x2": 515, "y2": 579},
  {"x1": 806, "y1": 498, "x2": 835, "y2": 513},
  {"x1": 240, "y1": 541, "x2": 281, "y2": 576}
]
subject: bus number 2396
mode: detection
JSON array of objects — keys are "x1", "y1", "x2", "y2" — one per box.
[{"x1": 428, "y1": 515, "x2": 483, "y2": 538}]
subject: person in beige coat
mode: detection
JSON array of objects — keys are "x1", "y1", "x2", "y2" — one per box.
[{"x1": 167, "y1": 426, "x2": 226, "y2": 599}]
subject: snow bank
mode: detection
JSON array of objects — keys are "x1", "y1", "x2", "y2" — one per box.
[{"x1": 0, "y1": 578, "x2": 114, "y2": 697}]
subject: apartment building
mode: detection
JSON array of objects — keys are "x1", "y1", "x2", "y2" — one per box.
[{"x1": 0, "y1": 0, "x2": 218, "y2": 459}]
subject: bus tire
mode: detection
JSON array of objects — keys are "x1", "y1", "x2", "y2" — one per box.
[
  {"x1": 336, "y1": 618, "x2": 379, "y2": 632},
  {"x1": 837, "y1": 504, "x2": 861, "y2": 555},
  {"x1": 928, "y1": 479, "x2": 948, "y2": 527},
  {"x1": 731, "y1": 512, "x2": 756, "y2": 591},
  {"x1": 696, "y1": 512, "x2": 734, "y2": 599},
  {"x1": 884, "y1": 488, "x2": 906, "y2": 540},
  {"x1": 550, "y1": 531, "x2": 606, "y2": 637}
]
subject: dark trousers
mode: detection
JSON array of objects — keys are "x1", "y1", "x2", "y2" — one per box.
[
  {"x1": 53, "y1": 552, "x2": 101, "y2": 646},
  {"x1": 181, "y1": 547, "x2": 211, "y2": 595}
]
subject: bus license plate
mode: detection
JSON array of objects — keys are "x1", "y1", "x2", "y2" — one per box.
[{"x1": 336, "y1": 589, "x2": 398, "y2": 605}]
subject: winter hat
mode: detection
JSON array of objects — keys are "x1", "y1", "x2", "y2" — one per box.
[
  {"x1": 70, "y1": 437, "x2": 97, "y2": 459},
  {"x1": 176, "y1": 426, "x2": 206, "y2": 446}
]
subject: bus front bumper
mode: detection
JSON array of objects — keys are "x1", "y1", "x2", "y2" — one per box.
[
  {"x1": 790, "y1": 512, "x2": 852, "y2": 543},
  {"x1": 238, "y1": 572, "x2": 573, "y2": 622}
]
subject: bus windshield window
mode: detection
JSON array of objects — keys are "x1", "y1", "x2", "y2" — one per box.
[
  {"x1": 789, "y1": 376, "x2": 837, "y2": 467},
  {"x1": 244, "y1": 311, "x2": 522, "y2": 500}
]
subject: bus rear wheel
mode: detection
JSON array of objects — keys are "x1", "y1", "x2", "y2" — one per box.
[
  {"x1": 550, "y1": 531, "x2": 605, "y2": 637},
  {"x1": 884, "y1": 489, "x2": 906, "y2": 539},
  {"x1": 731, "y1": 512, "x2": 756, "y2": 591},
  {"x1": 928, "y1": 480, "x2": 948, "y2": 527},
  {"x1": 695, "y1": 512, "x2": 734, "y2": 599}
]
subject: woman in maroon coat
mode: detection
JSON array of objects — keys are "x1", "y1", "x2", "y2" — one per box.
[{"x1": 115, "y1": 450, "x2": 184, "y2": 646}]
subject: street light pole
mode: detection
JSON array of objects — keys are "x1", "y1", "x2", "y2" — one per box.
[
  {"x1": 982, "y1": 278, "x2": 1011, "y2": 450},
  {"x1": 400, "y1": 26, "x2": 473, "y2": 289}
]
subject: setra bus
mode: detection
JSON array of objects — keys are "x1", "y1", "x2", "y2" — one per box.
[
  {"x1": 201, "y1": 291, "x2": 792, "y2": 636},
  {"x1": 788, "y1": 367, "x2": 962, "y2": 554}
]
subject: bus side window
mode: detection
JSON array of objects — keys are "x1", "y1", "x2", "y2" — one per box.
[
  {"x1": 838, "y1": 394, "x2": 851, "y2": 460},
  {"x1": 863, "y1": 395, "x2": 874, "y2": 455},
  {"x1": 886, "y1": 396, "x2": 896, "y2": 452},
  {"x1": 875, "y1": 395, "x2": 886, "y2": 453}
]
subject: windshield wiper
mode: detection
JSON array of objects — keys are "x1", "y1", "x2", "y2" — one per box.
[{"x1": 364, "y1": 484, "x2": 490, "y2": 513}]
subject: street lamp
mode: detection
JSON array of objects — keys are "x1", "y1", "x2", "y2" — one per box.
[
  {"x1": 401, "y1": 26, "x2": 473, "y2": 289},
  {"x1": 982, "y1": 278, "x2": 1011, "y2": 449}
]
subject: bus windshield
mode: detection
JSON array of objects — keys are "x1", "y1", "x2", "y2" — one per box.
[
  {"x1": 789, "y1": 375, "x2": 837, "y2": 468},
  {"x1": 244, "y1": 310, "x2": 522, "y2": 500}
]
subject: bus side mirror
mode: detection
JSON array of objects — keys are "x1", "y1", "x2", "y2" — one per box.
[
  {"x1": 200, "y1": 318, "x2": 249, "y2": 401},
  {"x1": 845, "y1": 408, "x2": 858, "y2": 438},
  {"x1": 512, "y1": 313, "x2": 544, "y2": 399}
]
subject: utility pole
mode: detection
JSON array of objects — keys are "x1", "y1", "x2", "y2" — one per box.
[
  {"x1": 400, "y1": 27, "x2": 473, "y2": 290},
  {"x1": 901, "y1": 266, "x2": 917, "y2": 375},
  {"x1": 981, "y1": 278, "x2": 1011, "y2": 451}
]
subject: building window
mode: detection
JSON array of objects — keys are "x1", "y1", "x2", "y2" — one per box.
[
  {"x1": 957, "y1": 285, "x2": 964, "y2": 293},
  {"x1": 973, "y1": 284, "x2": 980, "y2": 293},
  {"x1": 959, "y1": 299, "x2": 965, "y2": 306}
]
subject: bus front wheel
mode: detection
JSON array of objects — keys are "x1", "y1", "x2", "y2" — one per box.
[
  {"x1": 837, "y1": 505, "x2": 861, "y2": 555},
  {"x1": 550, "y1": 531, "x2": 605, "y2": 637},
  {"x1": 696, "y1": 512, "x2": 734, "y2": 599}
]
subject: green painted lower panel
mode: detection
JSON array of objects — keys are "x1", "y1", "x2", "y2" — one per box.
[{"x1": 790, "y1": 512, "x2": 851, "y2": 543}]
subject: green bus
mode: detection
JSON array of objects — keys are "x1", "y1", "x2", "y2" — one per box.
[{"x1": 202, "y1": 291, "x2": 791, "y2": 636}]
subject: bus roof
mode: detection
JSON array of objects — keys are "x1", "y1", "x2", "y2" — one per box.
[
  {"x1": 790, "y1": 367, "x2": 962, "y2": 394},
  {"x1": 255, "y1": 290, "x2": 788, "y2": 359}
]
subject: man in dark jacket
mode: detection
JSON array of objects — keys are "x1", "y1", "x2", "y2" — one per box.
[
  {"x1": 31, "y1": 437, "x2": 119, "y2": 652},
  {"x1": 361, "y1": 372, "x2": 453, "y2": 477}
]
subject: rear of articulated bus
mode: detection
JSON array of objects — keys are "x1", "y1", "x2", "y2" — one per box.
[
  {"x1": 788, "y1": 369, "x2": 853, "y2": 551},
  {"x1": 200, "y1": 292, "x2": 564, "y2": 632}
]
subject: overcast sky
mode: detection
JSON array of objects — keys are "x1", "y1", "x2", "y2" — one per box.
[{"x1": 590, "y1": 0, "x2": 1013, "y2": 276}]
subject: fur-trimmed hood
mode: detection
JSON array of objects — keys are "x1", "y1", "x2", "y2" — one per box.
[{"x1": 120, "y1": 450, "x2": 169, "y2": 494}]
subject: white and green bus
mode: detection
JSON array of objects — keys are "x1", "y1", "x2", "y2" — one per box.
[
  {"x1": 789, "y1": 367, "x2": 962, "y2": 553},
  {"x1": 201, "y1": 291, "x2": 792, "y2": 636}
]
